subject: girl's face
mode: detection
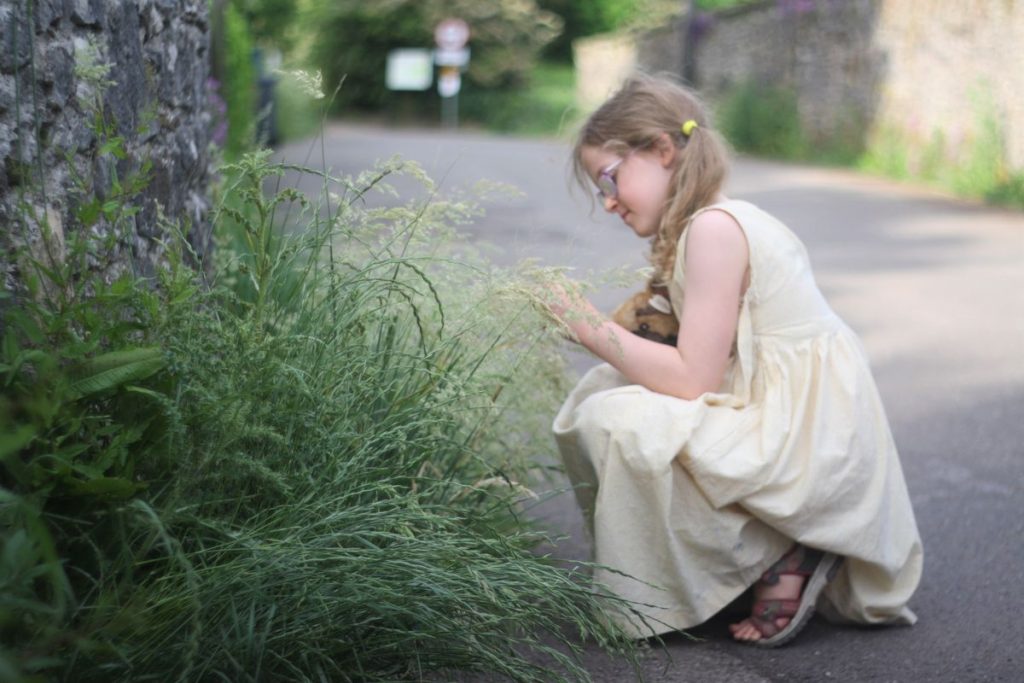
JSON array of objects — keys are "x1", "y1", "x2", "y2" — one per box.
[{"x1": 580, "y1": 140, "x2": 676, "y2": 239}]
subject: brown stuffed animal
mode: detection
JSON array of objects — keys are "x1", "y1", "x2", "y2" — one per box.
[{"x1": 611, "y1": 284, "x2": 679, "y2": 346}]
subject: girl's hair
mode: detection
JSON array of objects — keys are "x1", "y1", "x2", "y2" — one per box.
[{"x1": 572, "y1": 73, "x2": 730, "y2": 284}]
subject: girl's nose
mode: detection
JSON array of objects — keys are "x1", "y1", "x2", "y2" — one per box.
[{"x1": 602, "y1": 195, "x2": 618, "y2": 213}]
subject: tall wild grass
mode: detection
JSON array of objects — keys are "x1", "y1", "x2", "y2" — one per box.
[{"x1": 1, "y1": 139, "x2": 643, "y2": 680}]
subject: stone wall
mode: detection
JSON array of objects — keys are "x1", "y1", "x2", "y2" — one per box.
[
  {"x1": 574, "y1": 0, "x2": 1024, "y2": 171},
  {"x1": 684, "y1": 0, "x2": 885, "y2": 148},
  {"x1": 573, "y1": 32, "x2": 640, "y2": 112},
  {"x1": 869, "y1": 0, "x2": 1024, "y2": 170},
  {"x1": 0, "y1": 0, "x2": 212, "y2": 295}
]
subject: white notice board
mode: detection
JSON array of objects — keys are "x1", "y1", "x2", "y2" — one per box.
[{"x1": 386, "y1": 49, "x2": 433, "y2": 91}]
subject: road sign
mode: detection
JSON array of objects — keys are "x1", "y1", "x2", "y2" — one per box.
[
  {"x1": 433, "y1": 47, "x2": 470, "y2": 68},
  {"x1": 438, "y1": 67, "x2": 461, "y2": 98},
  {"x1": 434, "y1": 18, "x2": 469, "y2": 50}
]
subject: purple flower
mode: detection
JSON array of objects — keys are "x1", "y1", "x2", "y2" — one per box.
[{"x1": 688, "y1": 12, "x2": 715, "y2": 43}]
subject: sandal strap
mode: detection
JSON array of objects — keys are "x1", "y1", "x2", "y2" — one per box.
[
  {"x1": 752, "y1": 599, "x2": 801, "y2": 620},
  {"x1": 747, "y1": 599, "x2": 801, "y2": 639},
  {"x1": 760, "y1": 545, "x2": 824, "y2": 585}
]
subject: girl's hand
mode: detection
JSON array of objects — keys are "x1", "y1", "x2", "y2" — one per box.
[
  {"x1": 540, "y1": 280, "x2": 604, "y2": 342},
  {"x1": 542, "y1": 209, "x2": 749, "y2": 400},
  {"x1": 544, "y1": 280, "x2": 584, "y2": 319}
]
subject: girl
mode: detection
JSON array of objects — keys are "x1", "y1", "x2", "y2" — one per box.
[{"x1": 549, "y1": 74, "x2": 922, "y2": 647}]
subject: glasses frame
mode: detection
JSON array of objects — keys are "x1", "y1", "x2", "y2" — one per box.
[{"x1": 595, "y1": 157, "x2": 626, "y2": 201}]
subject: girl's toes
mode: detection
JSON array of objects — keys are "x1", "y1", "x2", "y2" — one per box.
[{"x1": 730, "y1": 619, "x2": 762, "y2": 642}]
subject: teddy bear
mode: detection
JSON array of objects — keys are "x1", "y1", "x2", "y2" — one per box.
[{"x1": 611, "y1": 283, "x2": 679, "y2": 346}]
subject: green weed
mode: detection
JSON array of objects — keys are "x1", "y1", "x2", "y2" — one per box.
[
  {"x1": 859, "y1": 87, "x2": 1024, "y2": 209},
  {"x1": 3, "y1": 128, "x2": 644, "y2": 683},
  {"x1": 460, "y1": 61, "x2": 581, "y2": 137},
  {"x1": 717, "y1": 81, "x2": 808, "y2": 159},
  {"x1": 858, "y1": 124, "x2": 911, "y2": 180}
]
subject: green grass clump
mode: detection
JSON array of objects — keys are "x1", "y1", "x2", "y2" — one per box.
[
  {"x1": 2, "y1": 144, "x2": 643, "y2": 680},
  {"x1": 859, "y1": 92, "x2": 1024, "y2": 210},
  {"x1": 717, "y1": 81, "x2": 808, "y2": 159}
]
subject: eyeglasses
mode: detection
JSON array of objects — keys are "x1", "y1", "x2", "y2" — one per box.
[{"x1": 595, "y1": 158, "x2": 625, "y2": 201}]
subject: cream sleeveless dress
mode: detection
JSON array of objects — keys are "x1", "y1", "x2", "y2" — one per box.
[{"x1": 553, "y1": 199, "x2": 922, "y2": 638}]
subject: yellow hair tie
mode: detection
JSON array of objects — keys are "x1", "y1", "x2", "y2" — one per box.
[{"x1": 681, "y1": 120, "x2": 699, "y2": 136}]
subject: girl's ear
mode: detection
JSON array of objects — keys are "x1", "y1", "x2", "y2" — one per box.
[{"x1": 654, "y1": 132, "x2": 677, "y2": 168}]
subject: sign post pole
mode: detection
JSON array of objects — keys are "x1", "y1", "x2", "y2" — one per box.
[{"x1": 434, "y1": 18, "x2": 470, "y2": 129}]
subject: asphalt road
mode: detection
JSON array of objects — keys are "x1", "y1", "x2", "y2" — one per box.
[{"x1": 276, "y1": 123, "x2": 1024, "y2": 682}]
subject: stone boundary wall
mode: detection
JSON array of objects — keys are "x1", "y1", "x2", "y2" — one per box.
[
  {"x1": 575, "y1": 0, "x2": 1024, "y2": 171},
  {"x1": 0, "y1": 0, "x2": 213, "y2": 295},
  {"x1": 574, "y1": 32, "x2": 640, "y2": 113},
  {"x1": 869, "y1": 0, "x2": 1023, "y2": 170}
]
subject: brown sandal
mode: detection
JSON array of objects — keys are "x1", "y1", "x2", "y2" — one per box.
[{"x1": 746, "y1": 545, "x2": 843, "y2": 648}]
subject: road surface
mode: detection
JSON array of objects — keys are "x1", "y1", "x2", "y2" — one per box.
[{"x1": 277, "y1": 123, "x2": 1024, "y2": 682}]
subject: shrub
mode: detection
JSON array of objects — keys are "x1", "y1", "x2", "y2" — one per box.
[
  {"x1": 717, "y1": 80, "x2": 807, "y2": 159},
  {"x1": 2, "y1": 140, "x2": 644, "y2": 681},
  {"x1": 460, "y1": 61, "x2": 580, "y2": 135},
  {"x1": 303, "y1": 0, "x2": 563, "y2": 114}
]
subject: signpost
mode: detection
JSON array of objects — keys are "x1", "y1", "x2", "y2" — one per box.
[{"x1": 434, "y1": 18, "x2": 470, "y2": 129}]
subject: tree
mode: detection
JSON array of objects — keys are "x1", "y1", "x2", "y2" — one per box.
[{"x1": 303, "y1": 0, "x2": 563, "y2": 111}]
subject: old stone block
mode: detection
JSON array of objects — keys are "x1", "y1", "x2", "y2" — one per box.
[
  {"x1": 104, "y1": 3, "x2": 145, "y2": 136},
  {"x1": 0, "y1": 74, "x2": 14, "y2": 115},
  {"x1": 35, "y1": 0, "x2": 66, "y2": 31},
  {"x1": 2, "y1": 0, "x2": 211, "y2": 287},
  {"x1": 185, "y1": 1, "x2": 208, "y2": 28},
  {"x1": 0, "y1": 5, "x2": 33, "y2": 74},
  {"x1": 139, "y1": 2, "x2": 164, "y2": 41},
  {"x1": 50, "y1": 115, "x2": 90, "y2": 155},
  {"x1": 42, "y1": 42, "x2": 74, "y2": 103},
  {"x1": 67, "y1": 0, "x2": 106, "y2": 28}
]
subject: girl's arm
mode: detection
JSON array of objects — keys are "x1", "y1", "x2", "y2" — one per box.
[{"x1": 553, "y1": 210, "x2": 748, "y2": 400}]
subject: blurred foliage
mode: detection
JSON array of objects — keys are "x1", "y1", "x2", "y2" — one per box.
[
  {"x1": 272, "y1": 69, "x2": 322, "y2": 143},
  {"x1": 302, "y1": 0, "x2": 563, "y2": 112},
  {"x1": 539, "y1": 0, "x2": 692, "y2": 60},
  {"x1": 460, "y1": 61, "x2": 580, "y2": 136},
  {"x1": 220, "y1": 3, "x2": 256, "y2": 159},
  {"x1": 695, "y1": 0, "x2": 762, "y2": 10},
  {"x1": 536, "y1": 0, "x2": 759, "y2": 62},
  {"x1": 233, "y1": 0, "x2": 299, "y2": 50},
  {"x1": 717, "y1": 80, "x2": 862, "y2": 164},
  {"x1": 859, "y1": 88, "x2": 1024, "y2": 209},
  {"x1": 538, "y1": 0, "x2": 637, "y2": 60},
  {"x1": 718, "y1": 81, "x2": 808, "y2": 159},
  {"x1": 210, "y1": 0, "x2": 308, "y2": 152}
]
